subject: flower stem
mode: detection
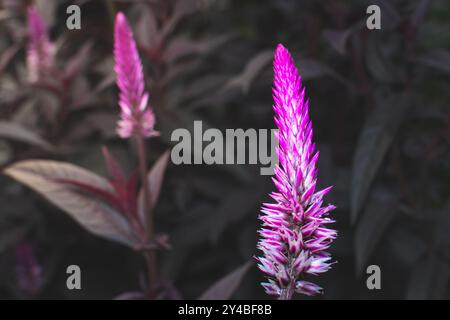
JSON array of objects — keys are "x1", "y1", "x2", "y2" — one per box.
[
  {"x1": 279, "y1": 281, "x2": 295, "y2": 300},
  {"x1": 135, "y1": 134, "x2": 157, "y2": 298}
]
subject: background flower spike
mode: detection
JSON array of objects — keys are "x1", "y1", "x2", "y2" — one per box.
[
  {"x1": 114, "y1": 12, "x2": 158, "y2": 139},
  {"x1": 26, "y1": 6, "x2": 54, "y2": 81}
]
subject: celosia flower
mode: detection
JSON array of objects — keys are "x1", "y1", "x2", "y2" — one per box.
[
  {"x1": 114, "y1": 12, "x2": 158, "y2": 139},
  {"x1": 26, "y1": 6, "x2": 54, "y2": 81},
  {"x1": 256, "y1": 44, "x2": 336, "y2": 299}
]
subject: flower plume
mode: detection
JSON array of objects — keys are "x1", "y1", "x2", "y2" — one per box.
[
  {"x1": 26, "y1": 6, "x2": 54, "y2": 81},
  {"x1": 114, "y1": 12, "x2": 157, "y2": 139},
  {"x1": 256, "y1": 44, "x2": 336, "y2": 299}
]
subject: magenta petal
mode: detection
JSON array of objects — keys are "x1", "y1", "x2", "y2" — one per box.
[{"x1": 295, "y1": 281, "x2": 323, "y2": 296}]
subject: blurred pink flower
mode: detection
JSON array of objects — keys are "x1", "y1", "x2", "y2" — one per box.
[
  {"x1": 256, "y1": 44, "x2": 336, "y2": 299},
  {"x1": 26, "y1": 6, "x2": 54, "y2": 81},
  {"x1": 15, "y1": 241, "x2": 43, "y2": 296},
  {"x1": 114, "y1": 12, "x2": 158, "y2": 139}
]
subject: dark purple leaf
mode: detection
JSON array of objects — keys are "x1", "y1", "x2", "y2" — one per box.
[
  {"x1": 198, "y1": 261, "x2": 251, "y2": 300},
  {"x1": 4, "y1": 160, "x2": 137, "y2": 247},
  {"x1": 351, "y1": 93, "x2": 410, "y2": 223}
]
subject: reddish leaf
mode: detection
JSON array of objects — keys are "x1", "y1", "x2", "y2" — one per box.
[
  {"x1": 4, "y1": 160, "x2": 138, "y2": 247},
  {"x1": 102, "y1": 146, "x2": 126, "y2": 185},
  {"x1": 53, "y1": 178, "x2": 122, "y2": 214},
  {"x1": 138, "y1": 151, "x2": 170, "y2": 225},
  {"x1": 147, "y1": 151, "x2": 170, "y2": 208},
  {"x1": 101, "y1": 147, "x2": 139, "y2": 221}
]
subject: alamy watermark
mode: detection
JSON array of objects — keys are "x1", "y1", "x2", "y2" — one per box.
[
  {"x1": 170, "y1": 121, "x2": 278, "y2": 175},
  {"x1": 366, "y1": 265, "x2": 381, "y2": 290},
  {"x1": 66, "y1": 5, "x2": 81, "y2": 30},
  {"x1": 66, "y1": 265, "x2": 81, "y2": 290},
  {"x1": 366, "y1": 4, "x2": 381, "y2": 30}
]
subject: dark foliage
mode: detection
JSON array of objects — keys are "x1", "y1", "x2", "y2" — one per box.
[{"x1": 0, "y1": 0, "x2": 449, "y2": 299}]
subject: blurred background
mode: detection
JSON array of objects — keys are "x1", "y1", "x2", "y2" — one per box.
[{"x1": 0, "y1": 0, "x2": 449, "y2": 299}]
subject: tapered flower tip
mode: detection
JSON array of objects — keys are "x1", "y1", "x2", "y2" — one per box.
[
  {"x1": 114, "y1": 12, "x2": 139, "y2": 65},
  {"x1": 114, "y1": 12, "x2": 143, "y2": 95},
  {"x1": 27, "y1": 6, "x2": 46, "y2": 37},
  {"x1": 114, "y1": 12, "x2": 140, "y2": 81},
  {"x1": 115, "y1": 12, "x2": 128, "y2": 32},
  {"x1": 274, "y1": 44, "x2": 295, "y2": 67},
  {"x1": 116, "y1": 11, "x2": 125, "y2": 23},
  {"x1": 275, "y1": 44, "x2": 288, "y2": 58}
]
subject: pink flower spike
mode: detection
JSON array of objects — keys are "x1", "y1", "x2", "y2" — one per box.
[
  {"x1": 114, "y1": 12, "x2": 158, "y2": 139},
  {"x1": 256, "y1": 44, "x2": 336, "y2": 299},
  {"x1": 26, "y1": 6, "x2": 54, "y2": 81}
]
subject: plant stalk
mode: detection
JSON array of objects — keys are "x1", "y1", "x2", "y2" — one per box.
[
  {"x1": 135, "y1": 134, "x2": 157, "y2": 298},
  {"x1": 279, "y1": 280, "x2": 295, "y2": 300}
]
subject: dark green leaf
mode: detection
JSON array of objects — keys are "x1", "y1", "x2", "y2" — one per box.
[
  {"x1": 355, "y1": 187, "x2": 397, "y2": 275},
  {"x1": 351, "y1": 93, "x2": 410, "y2": 223}
]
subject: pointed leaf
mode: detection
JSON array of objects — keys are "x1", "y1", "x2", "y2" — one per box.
[
  {"x1": 355, "y1": 188, "x2": 397, "y2": 275},
  {"x1": 198, "y1": 261, "x2": 251, "y2": 300},
  {"x1": 0, "y1": 121, "x2": 54, "y2": 152},
  {"x1": 135, "y1": 4, "x2": 159, "y2": 48},
  {"x1": 102, "y1": 146, "x2": 126, "y2": 185},
  {"x1": 223, "y1": 50, "x2": 273, "y2": 93},
  {"x1": 35, "y1": 0, "x2": 57, "y2": 27},
  {"x1": 323, "y1": 29, "x2": 352, "y2": 56},
  {"x1": 350, "y1": 93, "x2": 410, "y2": 223},
  {"x1": 63, "y1": 41, "x2": 93, "y2": 81},
  {"x1": 209, "y1": 187, "x2": 265, "y2": 244},
  {"x1": 164, "y1": 34, "x2": 233, "y2": 63},
  {"x1": 147, "y1": 151, "x2": 170, "y2": 208},
  {"x1": 161, "y1": 0, "x2": 200, "y2": 39},
  {"x1": 138, "y1": 151, "x2": 170, "y2": 224},
  {"x1": 0, "y1": 44, "x2": 20, "y2": 75},
  {"x1": 417, "y1": 50, "x2": 450, "y2": 75},
  {"x1": 364, "y1": 37, "x2": 404, "y2": 83},
  {"x1": 296, "y1": 58, "x2": 332, "y2": 80},
  {"x1": 4, "y1": 160, "x2": 137, "y2": 247}
]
